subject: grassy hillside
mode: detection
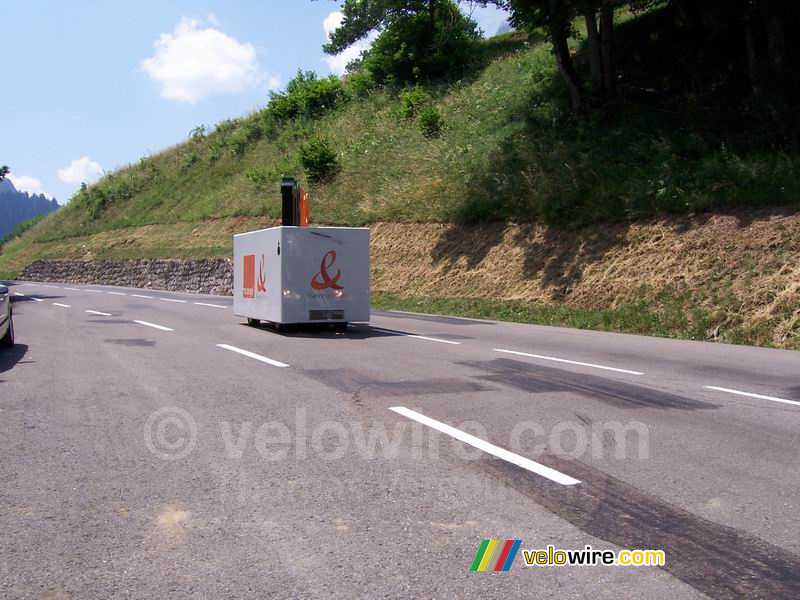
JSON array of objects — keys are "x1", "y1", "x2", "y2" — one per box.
[{"x1": 3, "y1": 7, "x2": 800, "y2": 277}]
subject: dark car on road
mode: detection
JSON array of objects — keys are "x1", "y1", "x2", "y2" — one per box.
[{"x1": 0, "y1": 284, "x2": 14, "y2": 347}]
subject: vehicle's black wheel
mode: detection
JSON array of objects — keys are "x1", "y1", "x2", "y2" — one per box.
[
  {"x1": 0, "y1": 314, "x2": 14, "y2": 348},
  {"x1": 247, "y1": 318, "x2": 260, "y2": 327}
]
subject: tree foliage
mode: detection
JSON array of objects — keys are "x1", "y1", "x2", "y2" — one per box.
[
  {"x1": 268, "y1": 71, "x2": 348, "y2": 120},
  {"x1": 322, "y1": 0, "x2": 494, "y2": 83},
  {"x1": 0, "y1": 166, "x2": 8, "y2": 182}
]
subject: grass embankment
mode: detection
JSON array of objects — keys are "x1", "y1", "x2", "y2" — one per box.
[{"x1": 373, "y1": 293, "x2": 712, "y2": 341}]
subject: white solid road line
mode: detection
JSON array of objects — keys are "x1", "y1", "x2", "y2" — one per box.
[
  {"x1": 160, "y1": 298, "x2": 187, "y2": 303},
  {"x1": 53, "y1": 303, "x2": 71, "y2": 308},
  {"x1": 389, "y1": 407, "x2": 581, "y2": 486},
  {"x1": 705, "y1": 386, "x2": 800, "y2": 408},
  {"x1": 63, "y1": 287, "x2": 80, "y2": 291},
  {"x1": 85, "y1": 289, "x2": 104, "y2": 293},
  {"x1": 86, "y1": 310, "x2": 112, "y2": 316},
  {"x1": 216, "y1": 344, "x2": 289, "y2": 368},
  {"x1": 494, "y1": 348, "x2": 644, "y2": 376},
  {"x1": 107, "y1": 292, "x2": 127, "y2": 296},
  {"x1": 131, "y1": 294, "x2": 154, "y2": 299},
  {"x1": 194, "y1": 302, "x2": 227, "y2": 308},
  {"x1": 133, "y1": 320, "x2": 174, "y2": 332},
  {"x1": 371, "y1": 327, "x2": 461, "y2": 345}
]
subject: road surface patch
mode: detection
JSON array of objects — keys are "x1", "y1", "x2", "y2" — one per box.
[
  {"x1": 494, "y1": 348, "x2": 643, "y2": 375},
  {"x1": 388, "y1": 406, "x2": 581, "y2": 486},
  {"x1": 216, "y1": 344, "x2": 289, "y2": 368}
]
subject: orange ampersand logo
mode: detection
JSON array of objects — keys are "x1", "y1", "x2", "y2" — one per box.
[
  {"x1": 311, "y1": 250, "x2": 343, "y2": 290},
  {"x1": 257, "y1": 254, "x2": 267, "y2": 292}
]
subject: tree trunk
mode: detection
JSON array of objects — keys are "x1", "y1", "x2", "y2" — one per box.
[
  {"x1": 767, "y1": 16, "x2": 785, "y2": 68},
  {"x1": 599, "y1": 3, "x2": 615, "y2": 94},
  {"x1": 744, "y1": 19, "x2": 763, "y2": 96},
  {"x1": 584, "y1": 0, "x2": 603, "y2": 96},
  {"x1": 552, "y1": 30, "x2": 582, "y2": 110}
]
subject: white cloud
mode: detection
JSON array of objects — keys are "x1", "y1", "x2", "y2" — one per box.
[
  {"x1": 141, "y1": 17, "x2": 262, "y2": 103},
  {"x1": 57, "y1": 156, "x2": 104, "y2": 185},
  {"x1": 322, "y1": 11, "x2": 374, "y2": 76},
  {"x1": 7, "y1": 173, "x2": 53, "y2": 199}
]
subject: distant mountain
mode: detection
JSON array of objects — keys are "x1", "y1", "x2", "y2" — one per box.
[{"x1": 0, "y1": 179, "x2": 60, "y2": 238}]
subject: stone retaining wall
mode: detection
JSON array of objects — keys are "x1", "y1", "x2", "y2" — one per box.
[{"x1": 20, "y1": 259, "x2": 233, "y2": 296}]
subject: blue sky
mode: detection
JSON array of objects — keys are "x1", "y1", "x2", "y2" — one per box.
[{"x1": 1, "y1": 1, "x2": 508, "y2": 204}]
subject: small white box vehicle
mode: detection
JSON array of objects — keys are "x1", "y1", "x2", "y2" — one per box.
[{"x1": 233, "y1": 179, "x2": 370, "y2": 330}]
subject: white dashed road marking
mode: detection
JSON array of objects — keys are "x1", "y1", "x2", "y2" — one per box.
[
  {"x1": 389, "y1": 407, "x2": 581, "y2": 486},
  {"x1": 494, "y1": 348, "x2": 644, "y2": 376},
  {"x1": 705, "y1": 386, "x2": 800, "y2": 408},
  {"x1": 86, "y1": 310, "x2": 112, "y2": 316},
  {"x1": 133, "y1": 320, "x2": 174, "y2": 332},
  {"x1": 216, "y1": 344, "x2": 289, "y2": 368},
  {"x1": 53, "y1": 303, "x2": 71, "y2": 308},
  {"x1": 371, "y1": 327, "x2": 461, "y2": 345}
]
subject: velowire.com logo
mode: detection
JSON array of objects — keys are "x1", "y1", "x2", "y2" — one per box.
[{"x1": 470, "y1": 540, "x2": 522, "y2": 572}]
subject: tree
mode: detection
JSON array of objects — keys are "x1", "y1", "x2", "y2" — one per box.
[
  {"x1": 0, "y1": 166, "x2": 8, "y2": 182},
  {"x1": 504, "y1": 0, "x2": 585, "y2": 108},
  {"x1": 320, "y1": 0, "x2": 494, "y2": 83}
]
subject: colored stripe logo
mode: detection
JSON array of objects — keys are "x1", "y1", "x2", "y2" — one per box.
[{"x1": 470, "y1": 539, "x2": 522, "y2": 572}]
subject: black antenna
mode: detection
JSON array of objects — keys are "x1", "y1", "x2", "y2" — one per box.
[{"x1": 281, "y1": 177, "x2": 299, "y2": 226}]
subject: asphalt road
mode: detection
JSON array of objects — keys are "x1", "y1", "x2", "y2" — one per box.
[{"x1": 1, "y1": 280, "x2": 798, "y2": 599}]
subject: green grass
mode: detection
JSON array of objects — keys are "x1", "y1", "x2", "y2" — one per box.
[{"x1": 372, "y1": 290, "x2": 714, "y2": 342}]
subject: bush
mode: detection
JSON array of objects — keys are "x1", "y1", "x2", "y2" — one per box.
[
  {"x1": 346, "y1": 70, "x2": 374, "y2": 98},
  {"x1": 268, "y1": 71, "x2": 348, "y2": 121},
  {"x1": 400, "y1": 86, "x2": 431, "y2": 119},
  {"x1": 361, "y1": 0, "x2": 481, "y2": 85},
  {"x1": 418, "y1": 105, "x2": 444, "y2": 138},
  {"x1": 299, "y1": 138, "x2": 340, "y2": 183}
]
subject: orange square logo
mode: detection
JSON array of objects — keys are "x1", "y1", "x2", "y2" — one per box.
[{"x1": 243, "y1": 254, "x2": 255, "y2": 298}]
